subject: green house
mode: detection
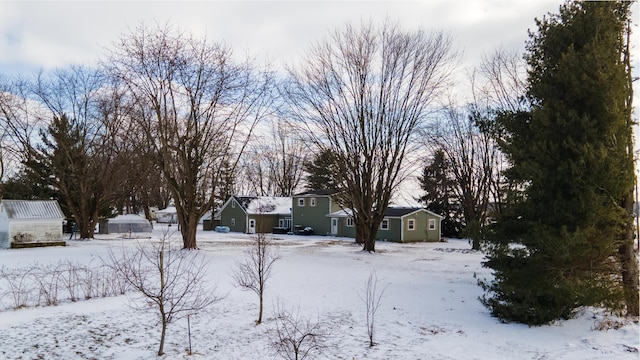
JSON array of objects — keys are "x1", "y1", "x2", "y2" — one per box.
[
  {"x1": 218, "y1": 196, "x2": 292, "y2": 234},
  {"x1": 326, "y1": 207, "x2": 442, "y2": 243},
  {"x1": 291, "y1": 190, "x2": 342, "y2": 236}
]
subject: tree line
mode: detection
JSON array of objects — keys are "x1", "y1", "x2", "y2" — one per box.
[{"x1": 0, "y1": 1, "x2": 637, "y2": 323}]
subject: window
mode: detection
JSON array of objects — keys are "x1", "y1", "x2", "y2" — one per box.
[
  {"x1": 429, "y1": 219, "x2": 436, "y2": 230},
  {"x1": 380, "y1": 218, "x2": 389, "y2": 230},
  {"x1": 231, "y1": 218, "x2": 236, "y2": 226},
  {"x1": 232, "y1": 201, "x2": 235, "y2": 208},
  {"x1": 279, "y1": 219, "x2": 285, "y2": 227},
  {"x1": 347, "y1": 218, "x2": 354, "y2": 227},
  {"x1": 298, "y1": 198, "x2": 305, "y2": 207},
  {"x1": 310, "y1": 198, "x2": 316, "y2": 207},
  {"x1": 407, "y1": 219, "x2": 415, "y2": 230}
]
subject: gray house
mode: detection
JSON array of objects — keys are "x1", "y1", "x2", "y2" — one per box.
[{"x1": 0, "y1": 200, "x2": 65, "y2": 249}]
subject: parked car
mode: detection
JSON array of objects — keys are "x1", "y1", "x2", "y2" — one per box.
[{"x1": 294, "y1": 225, "x2": 314, "y2": 235}]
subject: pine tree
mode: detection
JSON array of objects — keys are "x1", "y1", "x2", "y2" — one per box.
[
  {"x1": 417, "y1": 149, "x2": 463, "y2": 238},
  {"x1": 303, "y1": 149, "x2": 339, "y2": 191},
  {"x1": 481, "y1": 1, "x2": 638, "y2": 324}
]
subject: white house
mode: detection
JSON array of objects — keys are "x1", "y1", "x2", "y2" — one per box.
[{"x1": 0, "y1": 200, "x2": 65, "y2": 249}]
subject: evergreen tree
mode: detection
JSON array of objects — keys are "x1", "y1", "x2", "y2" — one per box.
[
  {"x1": 417, "y1": 149, "x2": 463, "y2": 238},
  {"x1": 303, "y1": 149, "x2": 339, "y2": 191},
  {"x1": 26, "y1": 114, "x2": 118, "y2": 238},
  {"x1": 481, "y1": 1, "x2": 638, "y2": 324}
]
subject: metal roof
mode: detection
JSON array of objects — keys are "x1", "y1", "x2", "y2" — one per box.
[{"x1": 0, "y1": 200, "x2": 65, "y2": 220}]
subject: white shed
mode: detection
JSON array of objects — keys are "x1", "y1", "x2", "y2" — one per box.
[{"x1": 0, "y1": 200, "x2": 65, "y2": 249}]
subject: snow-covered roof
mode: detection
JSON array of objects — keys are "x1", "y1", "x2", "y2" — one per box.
[
  {"x1": 0, "y1": 200, "x2": 65, "y2": 220},
  {"x1": 156, "y1": 206, "x2": 177, "y2": 214},
  {"x1": 326, "y1": 207, "x2": 443, "y2": 219},
  {"x1": 244, "y1": 197, "x2": 292, "y2": 215}
]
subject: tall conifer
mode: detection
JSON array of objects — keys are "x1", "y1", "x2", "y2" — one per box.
[{"x1": 481, "y1": 1, "x2": 638, "y2": 324}]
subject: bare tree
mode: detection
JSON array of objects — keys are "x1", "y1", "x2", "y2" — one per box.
[
  {"x1": 242, "y1": 118, "x2": 307, "y2": 196},
  {"x1": 105, "y1": 232, "x2": 222, "y2": 356},
  {"x1": 423, "y1": 105, "x2": 497, "y2": 249},
  {"x1": 269, "y1": 302, "x2": 328, "y2": 360},
  {"x1": 106, "y1": 22, "x2": 274, "y2": 249},
  {"x1": 0, "y1": 76, "x2": 44, "y2": 189},
  {"x1": 359, "y1": 272, "x2": 386, "y2": 347},
  {"x1": 233, "y1": 231, "x2": 280, "y2": 324},
  {"x1": 285, "y1": 21, "x2": 457, "y2": 252}
]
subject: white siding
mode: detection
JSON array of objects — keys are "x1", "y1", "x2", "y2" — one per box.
[{"x1": 9, "y1": 220, "x2": 62, "y2": 245}]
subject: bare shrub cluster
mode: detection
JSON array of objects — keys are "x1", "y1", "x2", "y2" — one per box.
[
  {"x1": 268, "y1": 302, "x2": 329, "y2": 360},
  {"x1": 0, "y1": 260, "x2": 127, "y2": 310}
]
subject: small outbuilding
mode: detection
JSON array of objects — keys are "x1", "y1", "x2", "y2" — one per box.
[
  {"x1": 0, "y1": 200, "x2": 65, "y2": 249},
  {"x1": 99, "y1": 214, "x2": 153, "y2": 234}
]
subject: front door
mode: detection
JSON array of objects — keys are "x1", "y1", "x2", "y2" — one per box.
[
  {"x1": 331, "y1": 218, "x2": 338, "y2": 235},
  {"x1": 248, "y1": 219, "x2": 256, "y2": 234}
]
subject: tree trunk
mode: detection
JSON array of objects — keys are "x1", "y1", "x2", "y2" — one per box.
[
  {"x1": 362, "y1": 223, "x2": 376, "y2": 252},
  {"x1": 158, "y1": 318, "x2": 167, "y2": 356},
  {"x1": 258, "y1": 293, "x2": 263, "y2": 324},
  {"x1": 620, "y1": 192, "x2": 639, "y2": 316},
  {"x1": 180, "y1": 213, "x2": 199, "y2": 249}
]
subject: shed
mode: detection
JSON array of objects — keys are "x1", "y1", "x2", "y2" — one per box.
[
  {"x1": 99, "y1": 214, "x2": 152, "y2": 234},
  {"x1": 0, "y1": 200, "x2": 65, "y2": 249}
]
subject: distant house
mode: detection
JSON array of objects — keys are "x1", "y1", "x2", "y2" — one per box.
[
  {"x1": 0, "y1": 200, "x2": 65, "y2": 249},
  {"x1": 326, "y1": 207, "x2": 442, "y2": 243},
  {"x1": 291, "y1": 190, "x2": 342, "y2": 236},
  {"x1": 218, "y1": 196, "x2": 292, "y2": 234}
]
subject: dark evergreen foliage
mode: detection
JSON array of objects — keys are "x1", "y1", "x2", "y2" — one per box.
[
  {"x1": 481, "y1": 1, "x2": 637, "y2": 324},
  {"x1": 303, "y1": 149, "x2": 339, "y2": 192},
  {"x1": 417, "y1": 149, "x2": 463, "y2": 238}
]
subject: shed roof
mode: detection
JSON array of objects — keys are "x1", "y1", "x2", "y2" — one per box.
[{"x1": 0, "y1": 200, "x2": 65, "y2": 220}]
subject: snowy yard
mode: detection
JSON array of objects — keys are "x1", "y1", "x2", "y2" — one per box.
[{"x1": 0, "y1": 226, "x2": 637, "y2": 359}]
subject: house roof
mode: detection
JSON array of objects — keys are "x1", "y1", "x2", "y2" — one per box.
[
  {"x1": 0, "y1": 200, "x2": 65, "y2": 220},
  {"x1": 233, "y1": 196, "x2": 292, "y2": 215},
  {"x1": 326, "y1": 207, "x2": 443, "y2": 219},
  {"x1": 293, "y1": 190, "x2": 338, "y2": 197}
]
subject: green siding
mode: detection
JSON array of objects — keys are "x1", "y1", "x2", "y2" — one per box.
[
  {"x1": 332, "y1": 210, "x2": 441, "y2": 243},
  {"x1": 292, "y1": 195, "x2": 333, "y2": 235},
  {"x1": 376, "y1": 218, "x2": 401, "y2": 241},
  {"x1": 400, "y1": 212, "x2": 441, "y2": 242},
  {"x1": 220, "y1": 199, "x2": 247, "y2": 233}
]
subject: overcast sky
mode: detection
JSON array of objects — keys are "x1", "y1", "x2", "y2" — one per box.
[
  {"x1": 2, "y1": 1, "x2": 628, "y2": 71},
  {"x1": 1, "y1": 1, "x2": 639, "y2": 202}
]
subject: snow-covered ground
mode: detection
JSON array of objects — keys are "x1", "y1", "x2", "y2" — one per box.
[{"x1": 0, "y1": 225, "x2": 637, "y2": 359}]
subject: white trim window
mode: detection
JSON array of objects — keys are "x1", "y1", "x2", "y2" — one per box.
[
  {"x1": 380, "y1": 218, "x2": 389, "y2": 230},
  {"x1": 298, "y1": 198, "x2": 305, "y2": 207},
  {"x1": 407, "y1": 219, "x2": 415, "y2": 230},
  {"x1": 429, "y1": 219, "x2": 436, "y2": 230},
  {"x1": 231, "y1": 218, "x2": 236, "y2": 226},
  {"x1": 346, "y1": 218, "x2": 354, "y2": 227},
  {"x1": 232, "y1": 201, "x2": 235, "y2": 208},
  {"x1": 310, "y1": 198, "x2": 316, "y2": 207}
]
